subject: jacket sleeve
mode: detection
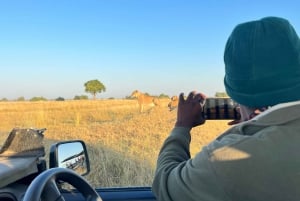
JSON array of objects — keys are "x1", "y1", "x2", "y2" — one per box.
[{"x1": 152, "y1": 127, "x2": 228, "y2": 201}]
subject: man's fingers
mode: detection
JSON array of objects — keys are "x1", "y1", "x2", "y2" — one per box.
[
  {"x1": 194, "y1": 93, "x2": 204, "y2": 101},
  {"x1": 178, "y1": 93, "x2": 185, "y2": 103},
  {"x1": 178, "y1": 91, "x2": 207, "y2": 104},
  {"x1": 194, "y1": 93, "x2": 206, "y2": 106},
  {"x1": 187, "y1": 91, "x2": 196, "y2": 101},
  {"x1": 200, "y1": 93, "x2": 206, "y2": 100}
]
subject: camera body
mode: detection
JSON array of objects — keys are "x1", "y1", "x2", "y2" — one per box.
[{"x1": 203, "y1": 98, "x2": 240, "y2": 120}]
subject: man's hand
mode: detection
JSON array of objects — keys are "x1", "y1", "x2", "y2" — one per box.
[{"x1": 175, "y1": 91, "x2": 206, "y2": 129}]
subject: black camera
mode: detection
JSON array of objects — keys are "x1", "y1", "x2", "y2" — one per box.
[{"x1": 202, "y1": 98, "x2": 240, "y2": 120}]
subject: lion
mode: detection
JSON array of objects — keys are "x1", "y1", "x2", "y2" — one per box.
[
  {"x1": 131, "y1": 90, "x2": 160, "y2": 112},
  {"x1": 167, "y1": 95, "x2": 179, "y2": 111}
]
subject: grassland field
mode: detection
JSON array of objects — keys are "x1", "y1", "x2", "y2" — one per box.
[{"x1": 0, "y1": 99, "x2": 231, "y2": 187}]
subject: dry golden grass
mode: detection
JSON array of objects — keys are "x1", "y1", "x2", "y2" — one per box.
[{"x1": 0, "y1": 99, "x2": 231, "y2": 187}]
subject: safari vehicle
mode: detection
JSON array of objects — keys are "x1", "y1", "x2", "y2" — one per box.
[
  {"x1": 1, "y1": 2, "x2": 296, "y2": 201},
  {"x1": 0, "y1": 128, "x2": 156, "y2": 201}
]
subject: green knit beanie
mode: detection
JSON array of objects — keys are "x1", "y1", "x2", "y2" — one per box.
[{"x1": 224, "y1": 17, "x2": 300, "y2": 108}]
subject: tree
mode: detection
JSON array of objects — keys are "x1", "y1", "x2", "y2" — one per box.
[{"x1": 84, "y1": 79, "x2": 106, "y2": 100}]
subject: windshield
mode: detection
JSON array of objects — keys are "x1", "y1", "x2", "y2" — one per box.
[{"x1": 0, "y1": 1, "x2": 298, "y2": 188}]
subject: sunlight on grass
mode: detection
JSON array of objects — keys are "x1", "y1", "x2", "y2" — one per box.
[{"x1": 0, "y1": 99, "x2": 231, "y2": 187}]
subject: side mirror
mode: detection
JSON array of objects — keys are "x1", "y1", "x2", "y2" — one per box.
[{"x1": 49, "y1": 140, "x2": 90, "y2": 176}]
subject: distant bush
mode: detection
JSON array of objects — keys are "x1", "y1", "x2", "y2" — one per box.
[
  {"x1": 30, "y1": 96, "x2": 47, "y2": 101},
  {"x1": 55, "y1": 97, "x2": 65, "y2": 101},
  {"x1": 0, "y1": 98, "x2": 8, "y2": 102},
  {"x1": 215, "y1": 92, "x2": 229, "y2": 97},
  {"x1": 158, "y1": 94, "x2": 169, "y2": 98},
  {"x1": 16, "y1": 96, "x2": 25, "y2": 101},
  {"x1": 125, "y1": 96, "x2": 134, "y2": 99},
  {"x1": 74, "y1": 95, "x2": 89, "y2": 100}
]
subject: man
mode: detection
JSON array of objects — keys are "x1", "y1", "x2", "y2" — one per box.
[{"x1": 152, "y1": 17, "x2": 300, "y2": 201}]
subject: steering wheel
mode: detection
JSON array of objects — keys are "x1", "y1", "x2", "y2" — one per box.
[{"x1": 23, "y1": 167, "x2": 102, "y2": 201}]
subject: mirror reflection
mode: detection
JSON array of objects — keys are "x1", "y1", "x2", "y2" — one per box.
[{"x1": 57, "y1": 142, "x2": 87, "y2": 175}]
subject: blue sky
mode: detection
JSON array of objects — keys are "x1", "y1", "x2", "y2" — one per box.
[{"x1": 0, "y1": 1, "x2": 299, "y2": 100}]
